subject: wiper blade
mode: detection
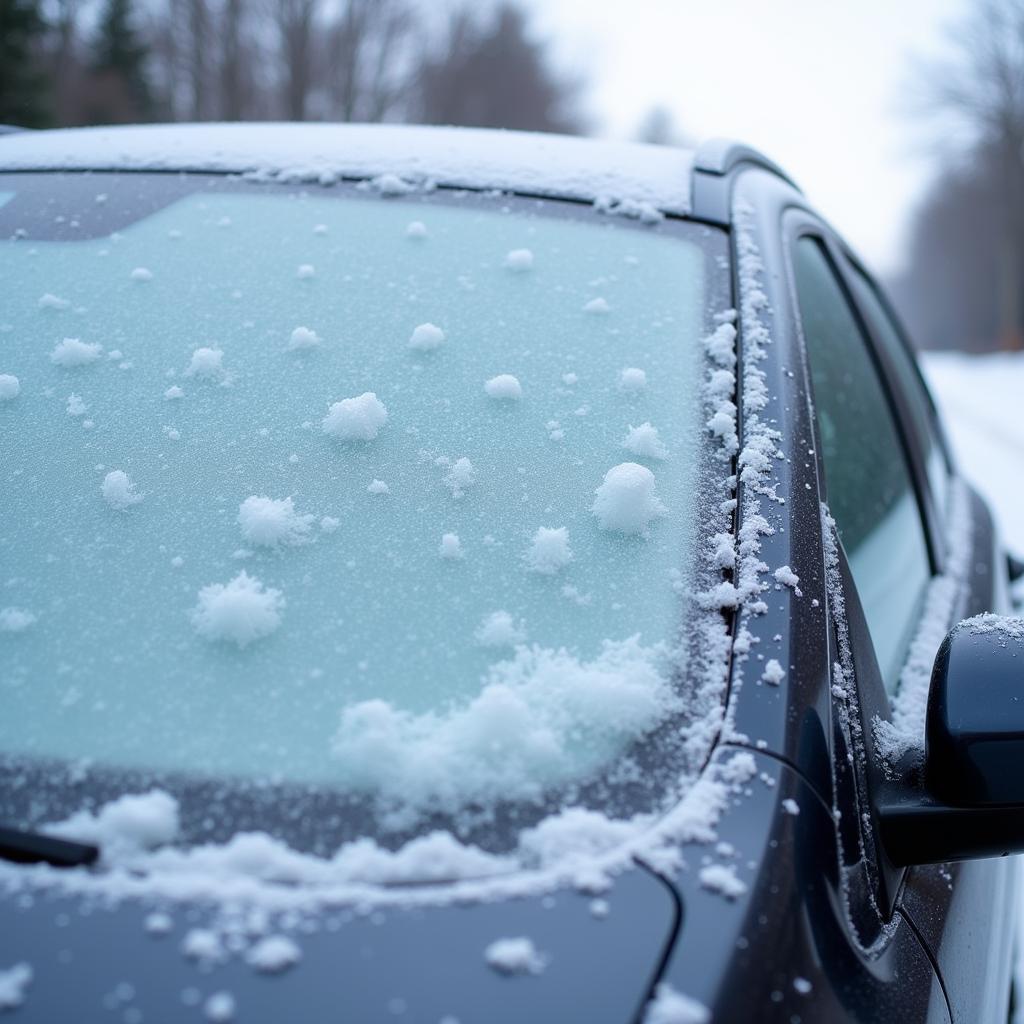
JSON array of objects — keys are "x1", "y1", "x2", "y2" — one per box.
[{"x1": 0, "y1": 826, "x2": 99, "y2": 868}]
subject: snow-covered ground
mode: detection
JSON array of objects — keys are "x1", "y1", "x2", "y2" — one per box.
[{"x1": 921, "y1": 351, "x2": 1024, "y2": 559}]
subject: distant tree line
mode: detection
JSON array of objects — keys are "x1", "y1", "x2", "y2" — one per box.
[
  {"x1": 891, "y1": 0, "x2": 1024, "y2": 352},
  {"x1": 0, "y1": 0, "x2": 583, "y2": 134}
]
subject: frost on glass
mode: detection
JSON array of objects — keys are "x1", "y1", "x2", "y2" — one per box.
[{"x1": 0, "y1": 183, "x2": 714, "y2": 845}]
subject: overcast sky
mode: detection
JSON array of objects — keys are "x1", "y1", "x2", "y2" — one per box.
[{"x1": 530, "y1": 0, "x2": 969, "y2": 276}]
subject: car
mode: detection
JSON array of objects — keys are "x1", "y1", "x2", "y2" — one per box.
[{"x1": 0, "y1": 123, "x2": 1020, "y2": 1024}]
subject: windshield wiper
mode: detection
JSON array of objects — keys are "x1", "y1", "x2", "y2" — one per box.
[{"x1": 0, "y1": 826, "x2": 99, "y2": 868}]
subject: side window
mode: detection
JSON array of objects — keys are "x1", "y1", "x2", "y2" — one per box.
[
  {"x1": 792, "y1": 236, "x2": 930, "y2": 693},
  {"x1": 843, "y1": 260, "x2": 950, "y2": 518}
]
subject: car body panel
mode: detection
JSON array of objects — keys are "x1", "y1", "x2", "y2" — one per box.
[
  {"x1": 0, "y1": 862, "x2": 676, "y2": 1023},
  {"x1": 656, "y1": 748, "x2": 950, "y2": 1023}
]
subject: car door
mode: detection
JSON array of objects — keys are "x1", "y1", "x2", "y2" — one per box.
[
  {"x1": 833, "y1": 250, "x2": 1021, "y2": 1024},
  {"x1": 790, "y1": 223, "x2": 1018, "y2": 1022}
]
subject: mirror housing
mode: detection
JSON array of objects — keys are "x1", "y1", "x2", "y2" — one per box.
[{"x1": 879, "y1": 615, "x2": 1024, "y2": 866}]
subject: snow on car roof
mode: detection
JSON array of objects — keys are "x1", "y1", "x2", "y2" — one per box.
[{"x1": 0, "y1": 122, "x2": 695, "y2": 214}]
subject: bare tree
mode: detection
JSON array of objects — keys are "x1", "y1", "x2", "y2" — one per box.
[
  {"x1": 910, "y1": 0, "x2": 1024, "y2": 349},
  {"x1": 271, "y1": 0, "x2": 318, "y2": 120},
  {"x1": 416, "y1": 3, "x2": 584, "y2": 134},
  {"x1": 326, "y1": 0, "x2": 414, "y2": 122}
]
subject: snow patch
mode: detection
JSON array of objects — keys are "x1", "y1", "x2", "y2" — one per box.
[
  {"x1": 484, "y1": 937, "x2": 546, "y2": 976},
  {"x1": 238, "y1": 496, "x2": 314, "y2": 548},
  {"x1": 367, "y1": 479, "x2": 390, "y2": 495},
  {"x1": 101, "y1": 470, "x2": 142, "y2": 509},
  {"x1": 620, "y1": 367, "x2": 647, "y2": 392},
  {"x1": 583, "y1": 297, "x2": 610, "y2": 315},
  {"x1": 245, "y1": 935, "x2": 301, "y2": 974},
  {"x1": 408, "y1": 322, "x2": 445, "y2": 351},
  {"x1": 475, "y1": 611, "x2": 526, "y2": 648},
  {"x1": 439, "y1": 456, "x2": 476, "y2": 498},
  {"x1": 592, "y1": 463, "x2": 666, "y2": 535},
  {"x1": 44, "y1": 790, "x2": 179, "y2": 857},
  {"x1": 0, "y1": 374, "x2": 20, "y2": 400},
  {"x1": 622, "y1": 422, "x2": 668, "y2": 460},
  {"x1": 698, "y1": 862, "x2": 746, "y2": 900},
  {"x1": 0, "y1": 608, "x2": 36, "y2": 633},
  {"x1": 0, "y1": 964, "x2": 32, "y2": 1012},
  {"x1": 438, "y1": 533, "x2": 463, "y2": 559},
  {"x1": 642, "y1": 983, "x2": 710, "y2": 1024},
  {"x1": 329, "y1": 636, "x2": 678, "y2": 817},
  {"x1": 322, "y1": 392, "x2": 387, "y2": 441},
  {"x1": 164, "y1": 385, "x2": 184, "y2": 400},
  {"x1": 184, "y1": 347, "x2": 225, "y2": 381},
  {"x1": 66, "y1": 393, "x2": 87, "y2": 416},
  {"x1": 288, "y1": 326, "x2": 320, "y2": 350},
  {"x1": 51, "y1": 338, "x2": 102, "y2": 366},
  {"x1": 130, "y1": 266, "x2": 153, "y2": 282},
  {"x1": 190, "y1": 571, "x2": 284, "y2": 648},
  {"x1": 524, "y1": 527, "x2": 572, "y2": 574},
  {"x1": 504, "y1": 248, "x2": 534, "y2": 272},
  {"x1": 38, "y1": 292, "x2": 70, "y2": 310},
  {"x1": 762, "y1": 659, "x2": 785, "y2": 686},
  {"x1": 405, "y1": 220, "x2": 427, "y2": 239},
  {"x1": 484, "y1": 374, "x2": 522, "y2": 400}
]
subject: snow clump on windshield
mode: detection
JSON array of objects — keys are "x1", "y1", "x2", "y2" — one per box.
[
  {"x1": 620, "y1": 367, "x2": 647, "y2": 391},
  {"x1": 66, "y1": 393, "x2": 87, "y2": 416},
  {"x1": 39, "y1": 292, "x2": 70, "y2": 310},
  {"x1": 622, "y1": 422, "x2": 668, "y2": 460},
  {"x1": 524, "y1": 527, "x2": 572, "y2": 574},
  {"x1": 504, "y1": 248, "x2": 534, "y2": 272},
  {"x1": 164, "y1": 385, "x2": 184, "y2": 400},
  {"x1": 440, "y1": 456, "x2": 476, "y2": 498},
  {"x1": 0, "y1": 374, "x2": 20, "y2": 400},
  {"x1": 406, "y1": 220, "x2": 427, "y2": 239},
  {"x1": 44, "y1": 789, "x2": 179, "y2": 856},
  {"x1": 237, "y1": 495, "x2": 314, "y2": 548},
  {"x1": 475, "y1": 610, "x2": 526, "y2": 648},
  {"x1": 184, "y1": 347, "x2": 225, "y2": 380},
  {"x1": 130, "y1": 267, "x2": 153, "y2": 282},
  {"x1": 0, "y1": 608, "x2": 36, "y2": 633},
  {"x1": 322, "y1": 392, "x2": 387, "y2": 441},
  {"x1": 288, "y1": 326, "x2": 320, "y2": 350},
  {"x1": 408, "y1": 322, "x2": 445, "y2": 351},
  {"x1": 330, "y1": 635, "x2": 677, "y2": 815},
  {"x1": 438, "y1": 533, "x2": 463, "y2": 559},
  {"x1": 484, "y1": 937, "x2": 547, "y2": 975},
  {"x1": 592, "y1": 463, "x2": 666, "y2": 534},
  {"x1": 297, "y1": 264, "x2": 315, "y2": 279},
  {"x1": 367, "y1": 479, "x2": 390, "y2": 494},
  {"x1": 51, "y1": 338, "x2": 102, "y2": 366},
  {"x1": 484, "y1": 374, "x2": 522, "y2": 400},
  {"x1": 190, "y1": 571, "x2": 284, "y2": 648},
  {"x1": 583, "y1": 297, "x2": 610, "y2": 315},
  {"x1": 101, "y1": 470, "x2": 142, "y2": 509}
]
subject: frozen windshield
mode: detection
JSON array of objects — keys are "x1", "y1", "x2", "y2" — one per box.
[{"x1": 0, "y1": 173, "x2": 730, "y2": 853}]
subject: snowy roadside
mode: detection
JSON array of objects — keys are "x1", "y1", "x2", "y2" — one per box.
[{"x1": 920, "y1": 351, "x2": 1024, "y2": 565}]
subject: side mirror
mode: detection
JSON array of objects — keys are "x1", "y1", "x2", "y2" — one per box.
[{"x1": 879, "y1": 615, "x2": 1024, "y2": 866}]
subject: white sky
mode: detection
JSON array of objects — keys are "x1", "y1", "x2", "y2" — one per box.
[{"x1": 530, "y1": 0, "x2": 969, "y2": 275}]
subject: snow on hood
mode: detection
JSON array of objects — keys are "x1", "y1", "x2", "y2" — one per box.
[{"x1": 0, "y1": 123, "x2": 694, "y2": 214}]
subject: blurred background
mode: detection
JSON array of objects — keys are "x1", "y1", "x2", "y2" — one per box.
[{"x1": 2, "y1": 0, "x2": 1022, "y2": 552}]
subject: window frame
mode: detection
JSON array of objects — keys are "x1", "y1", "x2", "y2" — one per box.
[
  {"x1": 832, "y1": 246, "x2": 953, "y2": 568},
  {"x1": 785, "y1": 217, "x2": 944, "y2": 581}
]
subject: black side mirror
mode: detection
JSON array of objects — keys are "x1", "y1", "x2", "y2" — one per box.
[{"x1": 879, "y1": 615, "x2": 1024, "y2": 866}]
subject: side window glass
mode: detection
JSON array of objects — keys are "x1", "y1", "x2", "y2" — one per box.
[
  {"x1": 793, "y1": 237, "x2": 930, "y2": 693},
  {"x1": 844, "y1": 261, "x2": 949, "y2": 518}
]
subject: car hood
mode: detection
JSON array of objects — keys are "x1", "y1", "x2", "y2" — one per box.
[{"x1": 0, "y1": 862, "x2": 676, "y2": 1023}]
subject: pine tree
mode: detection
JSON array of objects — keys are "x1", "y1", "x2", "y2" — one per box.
[
  {"x1": 0, "y1": 0, "x2": 51, "y2": 127},
  {"x1": 91, "y1": 0, "x2": 153, "y2": 122}
]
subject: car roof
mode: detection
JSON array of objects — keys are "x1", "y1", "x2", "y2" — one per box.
[{"x1": 0, "y1": 122, "x2": 699, "y2": 214}]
